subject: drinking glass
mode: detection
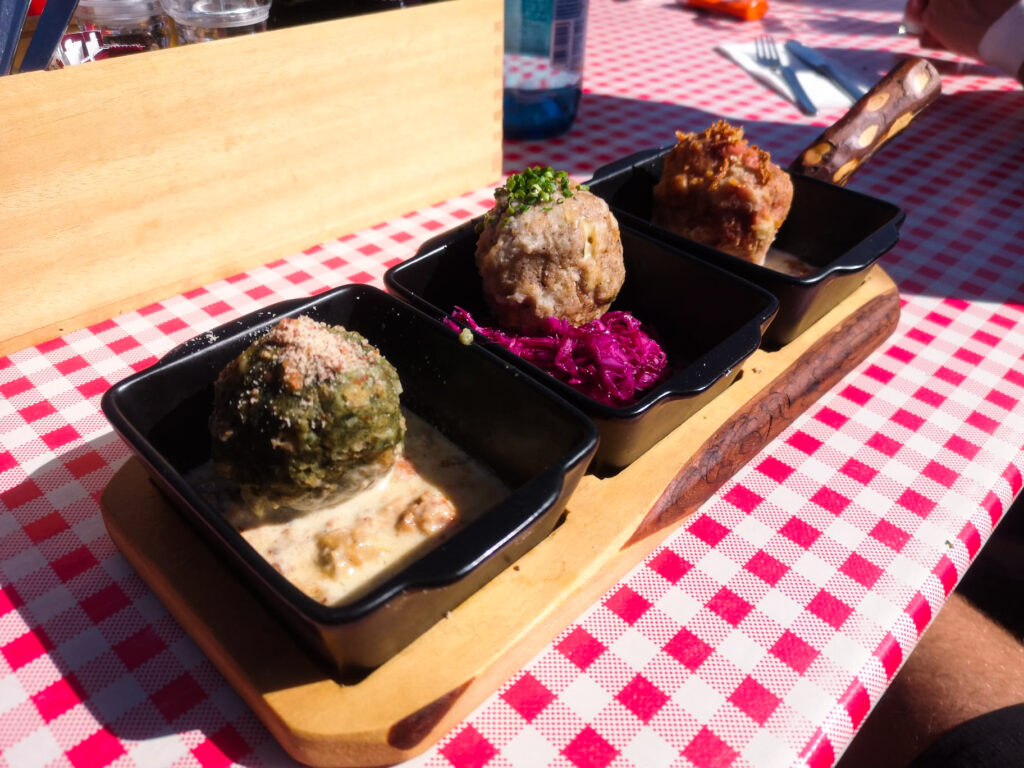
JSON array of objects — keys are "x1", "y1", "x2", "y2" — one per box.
[{"x1": 159, "y1": 0, "x2": 271, "y2": 43}]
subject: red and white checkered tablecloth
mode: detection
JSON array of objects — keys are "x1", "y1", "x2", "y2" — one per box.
[{"x1": 2, "y1": 1, "x2": 1022, "y2": 767}]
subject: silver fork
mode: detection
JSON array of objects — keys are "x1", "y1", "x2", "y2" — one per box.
[{"x1": 754, "y1": 35, "x2": 817, "y2": 115}]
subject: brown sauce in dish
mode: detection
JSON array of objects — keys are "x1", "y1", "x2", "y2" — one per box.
[{"x1": 191, "y1": 411, "x2": 507, "y2": 605}]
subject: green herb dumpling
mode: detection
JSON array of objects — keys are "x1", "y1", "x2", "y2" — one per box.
[
  {"x1": 475, "y1": 167, "x2": 625, "y2": 334},
  {"x1": 209, "y1": 315, "x2": 404, "y2": 515}
]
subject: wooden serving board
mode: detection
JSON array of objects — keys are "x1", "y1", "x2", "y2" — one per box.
[{"x1": 101, "y1": 267, "x2": 900, "y2": 768}]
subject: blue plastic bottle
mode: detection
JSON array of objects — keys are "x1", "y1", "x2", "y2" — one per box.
[{"x1": 503, "y1": 0, "x2": 590, "y2": 140}]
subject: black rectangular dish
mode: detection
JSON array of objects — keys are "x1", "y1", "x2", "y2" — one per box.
[
  {"x1": 384, "y1": 222, "x2": 778, "y2": 473},
  {"x1": 101, "y1": 284, "x2": 599, "y2": 675},
  {"x1": 585, "y1": 147, "x2": 905, "y2": 346}
]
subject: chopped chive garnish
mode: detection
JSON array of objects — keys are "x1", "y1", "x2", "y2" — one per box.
[{"x1": 484, "y1": 167, "x2": 584, "y2": 226}]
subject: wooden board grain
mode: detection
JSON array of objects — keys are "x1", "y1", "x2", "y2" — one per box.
[
  {"x1": 0, "y1": 0, "x2": 502, "y2": 356},
  {"x1": 101, "y1": 267, "x2": 900, "y2": 767}
]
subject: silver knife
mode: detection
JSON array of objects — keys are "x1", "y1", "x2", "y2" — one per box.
[{"x1": 785, "y1": 41, "x2": 867, "y2": 102}]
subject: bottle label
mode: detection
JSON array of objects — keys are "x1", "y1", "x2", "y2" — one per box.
[
  {"x1": 507, "y1": 0, "x2": 589, "y2": 73},
  {"x1": 551, "y1": 0, "x2": 587, "y2": 71}
]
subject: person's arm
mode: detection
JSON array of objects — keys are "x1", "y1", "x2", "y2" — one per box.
[
  {"x1": 904, "y1": 0, "x2": 1024, "y2": 83},
  {"x1": 838, "y1": 592, "x2": 1024, "y2": 768}
]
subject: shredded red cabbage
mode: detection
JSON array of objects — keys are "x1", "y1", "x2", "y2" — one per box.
[{"x1": 447, "y1": 308, "x2": 669, "y2": 407}]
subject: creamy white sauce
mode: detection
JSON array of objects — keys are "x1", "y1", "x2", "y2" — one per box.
[
  {"x1": 763, "y1": 248, "x2": 817, "y2": 277},
  {"x1": 191, "y1": 412, "x2": 508, "y2": 605}
]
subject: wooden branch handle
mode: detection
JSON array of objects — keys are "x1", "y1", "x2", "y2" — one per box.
[{"x1": 789, "y1": 57, "x2": 941, "y2": 186}]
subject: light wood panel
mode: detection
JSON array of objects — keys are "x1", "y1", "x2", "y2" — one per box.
[
  {"x1": 101, "y1": 267, "x2": 899, "y2": 767},
  {"x1": 0, "y1": 0, "x2": 503, "y2": 355}
]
